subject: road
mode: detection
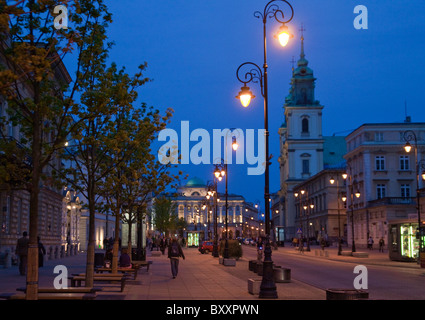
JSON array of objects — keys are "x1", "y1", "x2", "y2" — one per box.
[{"x1": 241, "y1": 244, "x2": 425, "y2": 300}]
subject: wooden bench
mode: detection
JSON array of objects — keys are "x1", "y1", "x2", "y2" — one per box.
[
  {"x1": 95, "y1": 267, "x2": 139, "y2": 280},
  {"x1": 69, "y1": 274, "x2": 127, "y2": 292},
  {"x1": 132, "y1": 260, "x2": 153, "y2": 272},
  {"x1": 16, "y1": 286, "x2": 102, "y2": 293},
  {"x1": 0, "y1": 292, "x2": 97, "y2": 300}
]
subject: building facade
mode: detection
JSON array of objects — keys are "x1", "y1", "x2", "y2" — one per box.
[
  {"x1": 293, "y1": 168, "x2": 347, "y2": 244},
  {"x1": 277, "y1": 34, "x2": 350, "y2": 242},
  {"x1": 344, "y1": 121, "x2": 425, "y2": 257},
  {"x1": 0, "y1": 41, "x2": 71, "y2": 264},
  {"x1": 171, "y1": 177, "x2": 261, "y2": 246}
]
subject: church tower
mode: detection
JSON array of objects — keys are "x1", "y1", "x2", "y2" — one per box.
[{"x1": 278, "y1": 29, "x2": 324, "y2": 240}]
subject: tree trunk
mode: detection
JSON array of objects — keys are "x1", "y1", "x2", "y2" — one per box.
[
  {"x1": 112, "y1": 211, "x2": 120, "y2": 274},
  {"x1": 127, "y1": 220, "x2": 132, "y2": 262},
  {"x1": 26, "y1": 186, "x2": 39, "y2": 300},
  {"x1": 85, "y1": 181, "x2": 96, "y2": 287},
  {"x1": 26, "y1": 107, "x2": 41, "y2": 300}
]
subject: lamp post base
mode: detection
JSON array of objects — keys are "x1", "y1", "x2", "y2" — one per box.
[
  {"x1": 258, "y1": 242, "x2": 278, "y2": 299},
  {"x1": 224, "y1": 239, "x2": 229, "y2": 259},
  {"x1": 212, "y1": 242, "x2": 219, "y2": 257}
]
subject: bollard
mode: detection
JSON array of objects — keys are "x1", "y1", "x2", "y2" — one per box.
[
  {"x1": 249, "y1": 260, "x2": 256, "y2": 271},
  {"x1": 326, "y1": 288, "x2": 368, "y2": 300}
]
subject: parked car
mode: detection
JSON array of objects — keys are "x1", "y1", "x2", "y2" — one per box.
[
  {"x1": 198, "y1": 241, "x2": 214, "y2": 254},
  {"x1": 243, "y1": 238, "x2": 253, "y2": 245}
]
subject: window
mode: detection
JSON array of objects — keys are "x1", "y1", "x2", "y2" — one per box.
[
  {"x1": 401, "y1": 184, "x2": 410, "y2": 198},
  {"x1": 375, "y1": 156, "x2": 385, "y2": 171},
  {"x1": 400, "y1": 156, "x2": 410, "y2": 170},
  {"x1": 3, "y1": 196, "x2": 11, "y2": 234},
  {"x1": 302, "y1": 159, "x2": 309, "y2": 174},
  {"x1": 374, "y1": 132, "x2": 384, "y2": 141},
  {"x1": 376, "y1": 184, "x2": 386, "y2": 199},
  {"x1": 301, "y1": 118, "x2": 309, "y2": 133}
]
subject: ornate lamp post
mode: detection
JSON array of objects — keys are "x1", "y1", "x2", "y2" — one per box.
[
  {"x1": 403, "y1": 130, "x2": 425, "y2": 265},
  {"x1": 344, "y1": 165, "x2": 360, "y2": 253},
  {"x1": 235, "y1": 0, "x2": 294, "y2": 299},
  {"x1": 214, "y1": 132, "x2": 238, "y2": 259},
  {"x1": 330, "y1": 173, "x2": 344, "y2": 255},
  {"x1": 295, "y1": 189, "x2": 312, "y2": 251},
  {"x1": 209, "y1": 174, "x2": 221, "y2": 257}
]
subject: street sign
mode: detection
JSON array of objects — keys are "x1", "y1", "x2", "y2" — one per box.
[{"x1": 296, "y1": 228, "x2": 302, "y2": 234}]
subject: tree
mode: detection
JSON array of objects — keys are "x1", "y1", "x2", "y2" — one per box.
[
  {"x1": 99, "y1": 99, "x2": 182, "y2": 271},
  {"x1": 0, "y1": 0, "x2": 111, "y2": 299},
  {"x1": 151, "y1": 196, "x2": 177, "y2": 236}
]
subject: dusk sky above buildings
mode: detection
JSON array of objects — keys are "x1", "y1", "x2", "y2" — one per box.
[{"x1": 67, "y1": 1, "x2": 425, "y2": 211}]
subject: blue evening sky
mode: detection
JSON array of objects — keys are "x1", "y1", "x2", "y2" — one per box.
[{"x1": 96, "y1": 0, "x2": 425, "y2": 212}]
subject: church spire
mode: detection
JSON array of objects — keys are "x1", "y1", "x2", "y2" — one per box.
[
  {"x1": 300, "y1": 24, "x2": 305, "y2": 59},
  {"x1": 297, "y1": 24, "x2": 308, "y2": 67},
  {"x1": 284, "y1": 24, "x2": 318, "y2": 107}
]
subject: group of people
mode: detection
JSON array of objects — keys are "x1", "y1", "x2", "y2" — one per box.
[
  {"x1": 368, "y1": 236, "x2": 385, "y2": 252},
  {"x1": 103, "y1": 235, "x2": 186, "y2": 279},
  {"x1": 147, "y1": 235, "x2": 186, "y2": 278},
  {"x1": 147, "y1": 236, "x2": 186, "y2": 255},
  {"x1": 15, "y1": 232, "x2": 46, "y2": 276}
]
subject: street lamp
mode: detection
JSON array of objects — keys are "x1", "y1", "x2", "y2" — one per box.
[
  {"x1": 295, "y1": 189, "x2": 312, "y2": 251},
  {"x1": 235, "y1": 1, "x2": 294, "y2": 299},
  {"x1": 403, "y1": 130, "x2": 425, "y2": 265},
  {"x1": 214, "y1": 133, "x2": 238, "y2": 259},
  {"x1": 345, "y1": 164, "x2": 360, "y2": 253},
  {"x1": 330, "y1": 173, "x2": 344, "y2": 255}
]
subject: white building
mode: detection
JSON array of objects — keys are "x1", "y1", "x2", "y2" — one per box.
[
  {"x1": 171, "y1": 177, "x2": 261, "y2": 246},
  {"x1": 344, "y1": 120, "x2": 425, "y2": 258}
]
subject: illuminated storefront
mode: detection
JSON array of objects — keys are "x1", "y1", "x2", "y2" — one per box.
[
  {"x1": 389, "y1": 221, "x2": 420, "y2": 262},
  {"x1": 187, "y1": 231, "x2": 200, "y2": 247}
]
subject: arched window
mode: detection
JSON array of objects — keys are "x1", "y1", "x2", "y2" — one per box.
[{"x1": 302, "y1": 118, "x2": 309, "y2": 133}]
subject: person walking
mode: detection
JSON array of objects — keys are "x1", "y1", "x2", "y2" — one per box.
[
  {"x1": 320, "y1": 238, "x2": 326, "y2": 251},
  {"x1": 379, "y1": 237, "x2": 385, "y2": 252},
  {"x1": 368, "y1": 236, "x2": 374, "y2": 250},
  {"x1": 16, "y1": 231, "x2": 29, "y2": 275},
  {"x1": 298, "y1": 237, "x2": 304, "y2": 254},
  {"x1": 37, "y1": 236, "x2": 46, "y2": 267},
  {"x1": 160, "y1": 237, "x2": 165, "y2": 255},
  {"x1": 168, "y1": 237, "x2": 185, "y2": 279}
]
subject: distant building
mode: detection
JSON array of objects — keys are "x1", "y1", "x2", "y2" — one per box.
[
  {"x1": 344, "y1": 121, "x2": 425, "y2": 258},
  {"x1": 277, "y1": 33, "x2": 346, "y2": 242},
  {"x1": 170, "y1": 177, "x2": 260, "y2": 246}
]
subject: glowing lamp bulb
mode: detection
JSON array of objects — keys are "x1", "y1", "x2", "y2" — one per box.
[
  {"x1": 275, "y1": 24, "x2": 293, "y2": 47},
  {"x1": 236, "y1": 85, "x2": 255, "y2": 108}
]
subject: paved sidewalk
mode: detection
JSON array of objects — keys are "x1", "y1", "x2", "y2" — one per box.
[
  {"x1": 0, "y1": 244, "x2": 420, "y2": 300},
  {"x1": 277, "y1": 243, "x2": 423, "y2": 269},
  {"x1": 0, "y1": 247, "x2": 325, "y2": 300}
]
